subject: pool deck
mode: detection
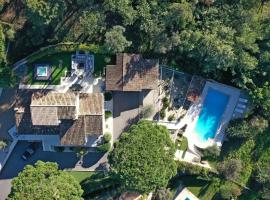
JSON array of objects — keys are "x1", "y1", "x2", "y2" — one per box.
[{"x1": 183, "y1": 81, "x2": 241, "y2": 149}]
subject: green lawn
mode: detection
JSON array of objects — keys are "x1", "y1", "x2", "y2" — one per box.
[
  {"x1": 170, "y1": 176, "x2": 219, "y2": 200},
  {"x1": 26, "y1": 52, "x2": 115, "y2": 85},
  {"x1": 27, "y1": 52, "x2": 71, "y2": 85},
  {"x1": 94, "y1": 54, "x2": 116, "y2": 76},
  {"x1": 67, "y1": 171, "x2": 97, "y2": 183},
  {"x1": 67, "y1": 170, "x2": 119, "y2": 198},
  {"x1": 176, "y1": 136, "x2": 188, "y2": 152}
]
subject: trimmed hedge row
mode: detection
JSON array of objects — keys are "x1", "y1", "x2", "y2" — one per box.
[
  {"x1": 27, "y1": 43, "x2": 106, "y2": 63},
  {"x1": 176, "y1": 161, "x2": 211, "y2": 176}
]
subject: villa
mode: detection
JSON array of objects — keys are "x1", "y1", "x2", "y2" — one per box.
[
  {"x1": 13, "y1": 53, "x2": 160, "y2": 151},
  {"x1": 14, "y1": 52, "x2": 247, "y2": 153},
  {"x1": 106, "y1": 53, "x2": 159, "y2": 91},
  {"x1": 14, "y1": 91, "x2": 104, "y2": 151}
]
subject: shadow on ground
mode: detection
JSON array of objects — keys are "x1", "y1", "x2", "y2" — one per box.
[{"x1": 0, "y1": 141, "x2": 104, "y2": 180}]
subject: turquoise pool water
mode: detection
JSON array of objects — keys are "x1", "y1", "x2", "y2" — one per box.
[
  {"x1": 185, "y1": 198, "x2": 190, "y2": 200},
  {"x1": 37, "y1": 66, "x2": 47, "y2": 76},
  {"x1": 194, "y1": 88, "x2": 229, "y2": 142}
]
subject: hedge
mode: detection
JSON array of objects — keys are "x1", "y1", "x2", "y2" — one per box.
[
  {"x1": 97, "y1": 142, "x2": 111, "y2": 152},
  {"x1": 176, "y1": 161, "x2": 211, "y2": 176},
  {"x1": 26, "y1": 43, "x2": 106, "y2": 64}
]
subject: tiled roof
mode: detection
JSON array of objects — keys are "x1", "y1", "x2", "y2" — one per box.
[
  {"x1": 31, "y1": 106, "x2": 59, "y2": 126},
  {"x1": 106, "y1": 53, "x2": 159, "y2": 91},
  {"x1": 60, "y1": 119, "x2": 85, "y2": 146},
  {"x1": 31, "y1": 93, "x2": 77, "y2": 106},
  {"x1": 79, "y1": 93, "x2": 103, "y2": 115},
  {"x1": 84, "y1": 115, "x2": 103, "y2": 135},
  {"x1": 15, "y1": 90, "x2": 104, "y2": 146}
]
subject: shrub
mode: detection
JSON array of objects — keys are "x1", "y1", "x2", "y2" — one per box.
[
  {"x1": 226, "y1": 116, "x2": 268, "y2": 139},
  {"x1": 162, "y1": 97, "x2": 170, "y2": 109},
  {"x1": 142, "y1": 105, "x2": 154, "y2": 118},
  {"x1": 219, "y1": 184, "x2": 241, "y2": 199},
  {"x1": 27, "y1": 43, "x2": 105, "y2": 63},
  {"x1": 103, "y1": 133, "x2": 112, "y2": 143},
  {"x1": 105, "y1": 111, "x2": 112, "y2": 119},
  {"x1": 153, "y1": 188, "x2": 172, "y2": 200},
  {"x1": 168, "y1": 114, "x2": 176, "y2": 121},
  {"x1": 160, "y1": 108, "x2": 166, "y2": 119},
  {"x1": 201, "y1": 144, "x2": 221, "y2": 160},
  {"x1": 176, "y1": 161, "x2": 210, "y2": 176},
  {"x1": 97, "y1": 143, "x2": 111, "y2": 152},
  {"x1": 217, "y1": 159, "x2": 242, "y2": 181},
  {"x1": 104, "y1": 92, "x2": 112, "y2": 101},
  {"x1": 0, "y1": 140, "x2": 7, "y2": 150}
]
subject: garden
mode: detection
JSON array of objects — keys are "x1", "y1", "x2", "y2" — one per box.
[
  {"x1": 24, "y1": 43, "x2": 116, "y2": 85},
  {"x1": 68, "y1": 171, "x2": 121, "y2": 199},
  {"x1": 26, "y1": 52, "x2": 71, "y2": 85}
]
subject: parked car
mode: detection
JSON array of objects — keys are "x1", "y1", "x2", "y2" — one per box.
[{"x1": 21, "y1": 143, "x2": 39, "y2": 160}]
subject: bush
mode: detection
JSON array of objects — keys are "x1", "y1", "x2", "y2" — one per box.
[
  {"x1": 153, "y1": 188, "x2": 172, "y2": 200},
  {"x1": 105, "y1": 111, "x2": 112, "y2": 119},
  {"x1": 168, "y1": 114, "x2": 176, "y2": 121},
  {"x1": 176, "y1": 161, "x2": 210, "y2": 176},
  {"x1": 226, "y1": 116, "x2": 268, "y2": 139},
  {"x1": 103, "y1": 133, "x2": 112, "y2": 143},
  {"x1": 162, "y1": 97, "x2": 170, "y2": 109},
  {"x1": 104, "y1": 92, "x2": 112, "y2": 101},
  {"x1": 217, "y1": 159, "x2": 242, "y2": 181},
  {"x1": 160, "y1": 108, "x2": 166, "y2": 119},
  {"x1": 219, "y1": 184, "x2": 241, "y2": 199},
  {"x1": 97, "y1": 143, "x2": 111, "y2": 152},
  {"x1": 27, "y1": 43, "x2": 105, "y2": 63},
  {"x1": 201, "y1": 144, "x2": 221, "y2": 160},
  {"x1": 142, "y1": 105, "x2": 154, "y2": 118},
  {"x1": 0, "y1": 140, "x2": 7, "y2": 150}
]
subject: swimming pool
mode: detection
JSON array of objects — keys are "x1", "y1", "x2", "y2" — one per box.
[
  {"x1": 37, "y1": 66, "x2": 48, "y2": 77},
  {"x1": 194, "y1": 88, "x2": 229, "y2": 142}
]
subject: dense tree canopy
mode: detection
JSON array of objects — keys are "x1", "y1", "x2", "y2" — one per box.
[
  {"x1": 8, "y1": 161, "x2": 83, "y2": 200},
  {"x1": 109, "y1": 120, "x2": 176, "y2": 193}
]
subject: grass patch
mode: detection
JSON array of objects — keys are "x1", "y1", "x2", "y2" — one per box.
[
  {"x1": 94, "y1": 54, "x2": 116, "y2": 76},
  {"x1": 170, "y1": 176, "x2": 219, "y2": 200},
  {"x1": 67, "y1": 171, "x2": 97, "y2": 183},
  {"x1": 27, "y1": 52, "x2": 71, "y2": 85},
  {"x1": 176, "y1": 136, "x2": 188, "y2": 152}
]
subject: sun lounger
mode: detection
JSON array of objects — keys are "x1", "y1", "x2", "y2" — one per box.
[
  {"x1": 235, "y1": 108, "x2": 244, "y2": 114},
  {"x1": 239, "y1": 98, "x2": 248, "y2": 103},
  {"x1": 237, "y1": 104, "x2": 246, "y2": 109}
]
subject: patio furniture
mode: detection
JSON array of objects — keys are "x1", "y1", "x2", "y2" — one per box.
[
  {"x1": 239, "y1": 98, "x2": 248, "y2": 103},
  {"x1": 237, "y1": 104, "x2": 246, "y2": 109},
  {"x1": 235, "y1": 108, "x2": 244, "y2": 114}
]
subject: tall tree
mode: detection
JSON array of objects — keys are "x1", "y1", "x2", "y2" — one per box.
[
  {"x1": 104, "y1": 25, "x2": 132, "y2": 53},
  {"x1": 109, "y1": 120, "x2": 176, "y2": 193},
  {"x1": 8, "y1": 161, "x2": 83, "y2": 200},
  {"x1": 25, "y1": 0, "x2": 66, "y2": 26}
]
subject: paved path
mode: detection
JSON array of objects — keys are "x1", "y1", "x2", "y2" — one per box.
[
  {"x1": 112, "y1": 92, "x2": 141, "y2": 141},
  {"x1": 0, "y1": 141, "x2": 105, "y2": 199},
  {"x1": 0, "y1": 89, "x2": 16, "y2": 140},
  {"x1": 0, "y1": 178, "x2": 11, "y2": 200}
]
